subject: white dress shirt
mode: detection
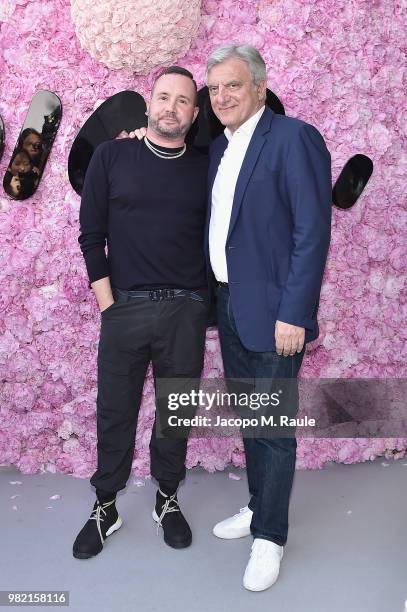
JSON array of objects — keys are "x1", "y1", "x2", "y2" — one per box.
[{"x1": 209, "y1": 105, "x2": 265, "y2": 283}]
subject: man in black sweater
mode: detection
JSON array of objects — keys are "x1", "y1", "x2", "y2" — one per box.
[{"x1": 73, "y1": 67, "x2": 209, "y2": 559}]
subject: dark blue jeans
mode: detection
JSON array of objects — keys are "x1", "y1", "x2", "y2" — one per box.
[{"x1": 216, "y1": 286, "x2": 305, "y2": 546}]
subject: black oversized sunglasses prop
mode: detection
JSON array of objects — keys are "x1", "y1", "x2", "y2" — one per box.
[
  {"x1": 68, "y1": 87, "x2": 373, "y2": 208},
  {"x1": 0, "y1": 115, "x2": 4, "y2": 164},
  {"x1": 68, "y1": 90, "x2": 147, "y2": 195},
  {"x1": 3, "y1": 91, "x2": 62, "y2": 201},
  {"x1": 332, "y1": 154, "x2": 373, "y2": 210}
]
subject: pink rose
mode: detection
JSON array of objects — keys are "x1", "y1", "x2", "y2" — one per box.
[{"x1": 368, "y1": 122, "x2": 392, "y2": 155}]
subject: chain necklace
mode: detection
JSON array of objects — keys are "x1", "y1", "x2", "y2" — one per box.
[{"x1": 143, "y1": 136, "x2": 186, "y2": 159}]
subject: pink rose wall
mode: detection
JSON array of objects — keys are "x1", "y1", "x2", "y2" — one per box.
[{"x1": 0, "y1": 0, "x2": 405, "y2": 478}]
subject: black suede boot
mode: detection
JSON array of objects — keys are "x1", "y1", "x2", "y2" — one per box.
[
  {"x1": 152, "y1": 488, "x2": 192, "y2": 549},
  {"x1": 73, "y1": 495, "x2": 122, "y2": 559}
]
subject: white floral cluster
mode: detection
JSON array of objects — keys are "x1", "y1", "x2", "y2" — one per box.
[{"x1": 70, "y1": 0, "x2": 202, "y2": 73}]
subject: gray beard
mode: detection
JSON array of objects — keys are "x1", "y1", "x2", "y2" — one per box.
[{"x1": 148, "y1": 116, "x2": 189, "y2": 140}]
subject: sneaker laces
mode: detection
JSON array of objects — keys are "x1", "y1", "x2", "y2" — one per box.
[
  {"x1": 250, "y1": 539, "x2": 282, "y2": 561},
  {"x1": 156, "y1": 489, "x2": 180, "y2": 535},
  {"x1": 90, "y1": 499, "x2": 116, "y2": 545},
  {"x1": 233, "y1": 506, "x2": 250, "y2": 519}
]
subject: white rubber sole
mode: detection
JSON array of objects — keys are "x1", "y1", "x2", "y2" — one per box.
[
  {"x1": 212, "y1": 526, "x2": 251, "y2": 539},
  {"x1": 105, "y1": 516, "x2": 123, "y2": 537},
  {"x1": 243, "y1": 566, "x2": 282, "y2": 592},
  {"x1": 243, "y1": 577, "x2": 279, "y2": 592},
  {"x1": 152, "y1": 510, "x2": 159, "y2": 523}
]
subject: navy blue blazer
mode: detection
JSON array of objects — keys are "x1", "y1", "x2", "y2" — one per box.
[{"x1": 205, "y1": 106, "x2": 332, "y2": 352}]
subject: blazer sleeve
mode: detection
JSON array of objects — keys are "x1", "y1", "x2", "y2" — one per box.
[
  {"x1": 78, "y1": 142, "x2": 111, "y2": 285},
  {"x1": 277, "y1": 123, "x2": 332, "y2": 330}
]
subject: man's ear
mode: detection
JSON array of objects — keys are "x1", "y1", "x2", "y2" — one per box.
[
  {"x1": 192, "y1": 105, "x2": 199, "y2": 123},
  {"x1": 257, "y1": 80, "x2": 267, "y2": 102}
]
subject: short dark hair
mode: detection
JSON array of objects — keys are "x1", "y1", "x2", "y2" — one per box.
[{"x1": 152, "y1": 66, "x2": 198, "y2": 104}]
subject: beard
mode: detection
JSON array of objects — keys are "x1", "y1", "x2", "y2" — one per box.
[{"x1": 148, "y1": 114, "x2": 190, "y2": 139}]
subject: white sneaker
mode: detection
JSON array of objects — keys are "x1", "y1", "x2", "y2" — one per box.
[
  {"x1": 243, "y1": 538, "x2": 284, "y2": 591},
  {"x1": 213, "y1": 506, "x2": 253, "y2": 539}
]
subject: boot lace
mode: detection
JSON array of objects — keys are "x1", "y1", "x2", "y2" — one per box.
[
  {"x1": 90, "y1": 499, "x2": 116, "y2": 544},
  {"x1": 156, "y1": 489, "x2": 180, "y2": 535}
]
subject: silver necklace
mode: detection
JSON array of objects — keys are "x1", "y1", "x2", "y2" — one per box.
[{"x1": 144, "y1": 136, "x2": 186, "y2": 159}]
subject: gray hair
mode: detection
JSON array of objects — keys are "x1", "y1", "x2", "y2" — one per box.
[{"x1": 205, "y1": 44, "x2": 267, "y2": 85}]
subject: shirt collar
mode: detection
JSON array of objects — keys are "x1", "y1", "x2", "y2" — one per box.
[{"x1": 224, "y1": 105, "x2": 265, "y2": 142}]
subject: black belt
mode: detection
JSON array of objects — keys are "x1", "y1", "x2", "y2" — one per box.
[{"x1": 114, "y1": 287, "x2": 205, "y2": 302}]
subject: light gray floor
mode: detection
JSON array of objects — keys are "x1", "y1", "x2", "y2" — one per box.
[{"x1": 1, "y1": 457, "x2": 406, "y2": 612}]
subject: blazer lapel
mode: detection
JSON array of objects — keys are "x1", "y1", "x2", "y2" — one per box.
[{"x1": 226, "y1": 108, "x2": 274, "y2": 242}]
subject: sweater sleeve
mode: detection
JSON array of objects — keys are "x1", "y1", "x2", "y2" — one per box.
[{"x1": 78, "y1": 142, "x2": 111, "y2": 284}]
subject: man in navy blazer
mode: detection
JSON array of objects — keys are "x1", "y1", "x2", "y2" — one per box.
[{"x1": 206, "y1": 45, "x2": 332, "y2": 591}]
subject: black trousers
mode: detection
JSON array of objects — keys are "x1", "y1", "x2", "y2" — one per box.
[{"x1": 90, "y1": 288, "x2": 208, "y2": 497}]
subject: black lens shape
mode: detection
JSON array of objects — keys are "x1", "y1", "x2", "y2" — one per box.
[
  {"x1": 68, "y1": 90, "x2": 147, "y2": 196},
  {"x1": 333, "y1": 154, "x2": 374, "y2": 209}
]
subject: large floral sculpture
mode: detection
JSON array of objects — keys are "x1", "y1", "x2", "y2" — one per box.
[{"x1": 70, "y1": 0, "x2": 202, "y2": 73}]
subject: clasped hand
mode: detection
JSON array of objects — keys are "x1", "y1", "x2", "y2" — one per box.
[{"x1": 275, "y1": 321, "x2": 305, "y2": 357}]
